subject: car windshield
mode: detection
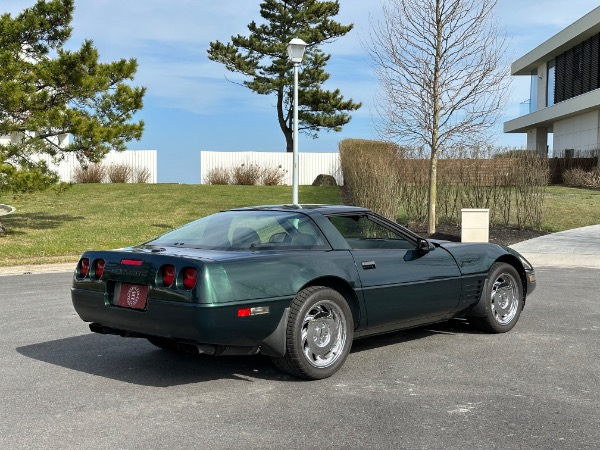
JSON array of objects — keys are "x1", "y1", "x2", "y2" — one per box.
[{"x1": 146, "y1": 210, "x2": 330, "y2": 250}]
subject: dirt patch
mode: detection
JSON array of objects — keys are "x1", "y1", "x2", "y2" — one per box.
[{"x1": 412, "y1": 223, "x2": 547, "y2": 247}]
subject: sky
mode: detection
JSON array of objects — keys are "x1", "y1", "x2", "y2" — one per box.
[{"x1": 4, "y1": 0, "x2": 600, "y2": 183}]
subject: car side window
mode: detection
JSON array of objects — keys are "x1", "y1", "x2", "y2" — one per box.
[{"x1": 328, "y1": 215, "x2": 414, "y2": 250}]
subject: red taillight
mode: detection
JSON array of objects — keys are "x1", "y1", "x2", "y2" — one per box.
[
  {"x1": 237, "y1": 308, "x2": 251, "y2": 317},
  {"x1": 121, "y1": 259, "x2": 143, "y2": 266},
  {"x1": 237, "y1": 306, "x2": 270, "y2": 317},
  {"x1": 162, "y1": 265, "x2": 176, "y2": 287},
  {"x1": 182, "y1": 267, "x2": 198, "y2": 290},
  {"x1": 80, "y1": 258, "x2": 90, "y2": 278},
  {"x1": 94, "y1": 259, "x2": 105, "y2": 279}
]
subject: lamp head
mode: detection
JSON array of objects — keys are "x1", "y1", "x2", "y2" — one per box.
[{"x1": 287, "y1": 38, "x2": 308, "y2": 64}]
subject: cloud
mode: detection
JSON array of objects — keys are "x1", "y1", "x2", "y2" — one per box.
[{"x1": 6, "y1": 0, "x2": 599, "y2": 144}]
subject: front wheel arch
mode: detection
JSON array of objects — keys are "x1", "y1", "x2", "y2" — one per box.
[
  {"x1": 468, "y1": 262, "x2": 524, "y2": 333},
  {"x1": 495, "y1": 254, "x2": 528, "y2": 297}
]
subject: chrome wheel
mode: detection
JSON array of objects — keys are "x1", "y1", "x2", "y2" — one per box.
[
  {"x1": 467, "y1": 262, "x2": 524, "y2": 334},
  {"x1": 301, "y1": 299, "x2": 347, "y2": 368},
  {"x1": 271, "y1": 286, "x2": 353, "y2": 379},
  {"x1": 490, "y1": 271, "x2": 519, "y2": 325}
]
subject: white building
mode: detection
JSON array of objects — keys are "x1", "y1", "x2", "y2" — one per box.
[{"x1": 504, "y1": 6, "x2": 600, "y2": 159}]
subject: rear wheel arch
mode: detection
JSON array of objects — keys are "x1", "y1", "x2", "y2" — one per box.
[
  {"x1": 302, "y1": 276, "x2": 360, "y2": 329},
  {"x1": 272, "y1": 285, "x2": 354, "y2": 379}
]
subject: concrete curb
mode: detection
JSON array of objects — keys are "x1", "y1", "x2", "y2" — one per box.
[{"x1": 0, "y1": 262, "x2": 75, "y2": 277}]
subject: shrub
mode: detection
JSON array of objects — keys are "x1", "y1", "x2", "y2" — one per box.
[
  {"x1": 339, "y1": 141, "x2": 549, "y2": 230},
  {"x1": 261, "y1": 166, "x2": 287, "y2": 186},
  {"x1": 563, "y1": 167, "x2": 600, "y2": 188},
  {"x1": 205, "y1": 167, "x2": 231, "y2": 185},
  {"x1": 73, "y1": 164, "x2": 105, "y2": 183},
  {"x1": 231, "y1": 163, "x2": 261, "y2": 185},
  {"x1": 106, "y1": 164, "x2": 132, "y2": 183},
  {"x1": 434, "y1": 149, "x2": 548, "y2": 228},
  {"x1": 510, "y1": 152, "x2": 549, "y2": 229},
  {"x1": 133, "y1": 167, "x2": 151, "y2": 183},
  {"x1": 339, "y1": 139, "x2": 401, "y2": 220}
]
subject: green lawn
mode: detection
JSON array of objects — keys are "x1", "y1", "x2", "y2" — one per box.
[
  {"x1": 541, "y1": 186, "x2": 600, "y2": 232},
  {"x1": 1, "y1": 184, "x2": 599, "y2": 267},
  {"x1": 0, "y1": 184, "x2": 342, "y2": 266}
]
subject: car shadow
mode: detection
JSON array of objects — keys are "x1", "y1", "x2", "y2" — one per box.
[
  {"x1": 16, "y1": 319, "x2": 480, "y2": 386},
  {"x1": 16, "y1": 333, "x2": 288, "y2": 386},
  {"x1": 350, "y1": 318, "x2": 480, "y2": 353}
]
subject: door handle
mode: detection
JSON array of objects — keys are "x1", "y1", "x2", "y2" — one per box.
[{"x1": 361, "y1": 261, "x2": 376, "y2": 270}]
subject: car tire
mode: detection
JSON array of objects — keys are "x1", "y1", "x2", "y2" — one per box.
[
  {"x1": 271, "y1": 286, "x2": 353, "y2": 380},
  {"x1": 146, "y1": 336, "x2": 180, "y2": 352},
  {"x1": 469, "y1": 262, "x2": 524, "y2": 333}
]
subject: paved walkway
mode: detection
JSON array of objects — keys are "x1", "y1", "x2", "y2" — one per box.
[
  {"x1": 1, "y1": 225, "x2": 599, "y2": 276},
  {"x1": 510, "y1": 224, "x2": 600, "y2": 269}
]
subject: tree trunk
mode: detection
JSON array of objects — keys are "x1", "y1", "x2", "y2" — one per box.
[
  {"x1": 427, "y1": 153, "x2": 438, "y2": 234},
  {"x1": 427, "y1": 0, "x2": 443, "y2": 235},
  {"x1": 276, "y1": 86, "x2": 294, "y2": 152},
  {"x1": 284, "y1": 128, "x2": 293, "y2": 153}
]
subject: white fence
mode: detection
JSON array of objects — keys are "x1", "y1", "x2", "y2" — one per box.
[
  {"x1": 36, "y1": 150, "x2": 158, "y2": 183},
  {"x1": 200, "y1": 151, "x2": 343, "y2": 185}
]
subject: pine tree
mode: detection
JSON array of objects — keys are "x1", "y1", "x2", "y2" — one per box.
[
  {"x1": 0, "y1": 0, "x2": 145, "y2": 196},
  {"x1": 208, "y1": 0, "x2": 361, "y2": 152}
]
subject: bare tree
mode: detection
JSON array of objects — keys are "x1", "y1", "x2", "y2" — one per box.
[{"x1": 368, "y1": 0, "x2": 510, "y2": 233}]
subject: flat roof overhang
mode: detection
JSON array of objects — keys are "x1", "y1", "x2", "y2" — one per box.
[
  {"x1": 504, "y1": 89, "x2": 600, "y2": 133},
  {"x1": 512, "y1": 6, "x2": 600, "y2": 75}
]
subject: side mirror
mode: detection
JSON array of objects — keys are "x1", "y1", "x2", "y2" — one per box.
[{"x1": 417, "y1": 238, "x2": 431, "y2": 254}]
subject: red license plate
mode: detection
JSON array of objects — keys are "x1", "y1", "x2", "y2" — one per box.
[{"x1": 115, "y1": 283, "x2": 148, "y2": 310}]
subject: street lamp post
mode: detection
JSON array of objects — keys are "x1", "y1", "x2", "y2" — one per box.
[{"x1": 286, "y1": 38, "x2": 307, "y2": 205}]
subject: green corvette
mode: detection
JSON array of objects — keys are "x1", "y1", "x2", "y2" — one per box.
[{"x1": 71, "y1": 205, "x2": 536, "y2": 379}]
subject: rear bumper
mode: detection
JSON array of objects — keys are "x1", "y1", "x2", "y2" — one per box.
[{"x1": 71, "y1": 287, "x2": 290, "y2": 348}]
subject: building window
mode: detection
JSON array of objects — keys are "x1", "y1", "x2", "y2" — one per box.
[
  {"x1": 530, "y1": 69, "x2": 538, "y2": 113},
  {"x1": 547, "y1": 59, "x2": 555, "y2": 107},
  {"x1": 572, "y1": 47, "x2": 583, "y2": 80},
  {"x1": 555, "y1": 32, "x2": 600, "y2": 103}
]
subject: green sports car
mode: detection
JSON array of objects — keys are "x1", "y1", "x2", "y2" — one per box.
[{"x1": 71, "y1": 205, "x2": 536, "y2": 380}]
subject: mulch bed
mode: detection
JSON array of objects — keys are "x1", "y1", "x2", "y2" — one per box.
[
  {"x1": 411, "y1": 223, "x2": 547, "y2": 247},
  {"x1": 339, "y1": 186, "x2": 547, "y2": 246}
]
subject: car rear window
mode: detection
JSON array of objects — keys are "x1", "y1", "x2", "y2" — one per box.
[{"x1": 147, "y1": 210, "x2": 330, "y2": 250}]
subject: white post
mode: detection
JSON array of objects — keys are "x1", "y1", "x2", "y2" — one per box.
[
  {"x1": 292, "y1": 62, "x2": 299, "y2": 205},
  {"x1": 461, "y1": 208, "x2": 490, "y2": 242},
  {"x1": 287, "y1": 37, "x2": 307, "y2": 205}
]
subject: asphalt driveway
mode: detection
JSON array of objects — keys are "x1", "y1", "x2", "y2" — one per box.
[{"x1": 0, "y1": 266, "x2": 598, "y2": 449}]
